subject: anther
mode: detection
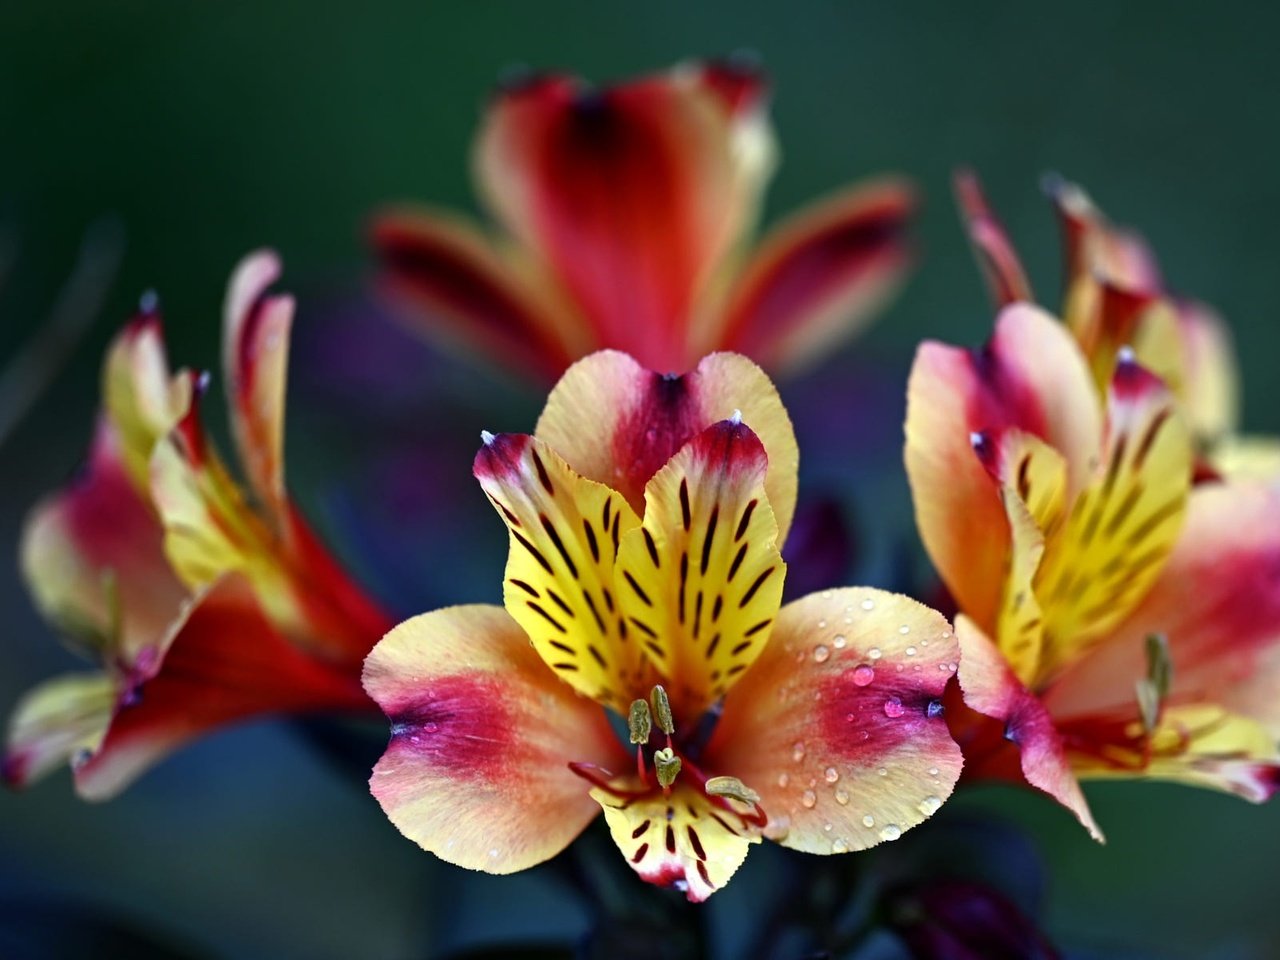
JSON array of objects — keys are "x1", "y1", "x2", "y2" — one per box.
[
  {"x1": 654, "y1": 747, "x2": 682, "y2": 791},
  {"x1": 628, "y1": 699, "x2": 652, "y2": 744},
  {"x1": 650, "y1": 685, "x2": 674, "y2": 736},
  {"x1": 705, "y1": 776, "x2": 760, "y2": 805}
]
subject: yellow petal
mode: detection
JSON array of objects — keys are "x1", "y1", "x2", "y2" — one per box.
[
  {"x1": 615, "y1": 419, "x2": 785, "y2": 719},
  {"x1": 474, "y1": 432, "x2": 649, "y2": 710},
  {"x1": 592, "y1": 778, "x2": 759, "y2": 902},
  {"x1": 1035, "y1": 357, "x2": 1191, "y2": 676},
  {"x1": 3, "y1": 672, "x2": 114, "y2": 789}
]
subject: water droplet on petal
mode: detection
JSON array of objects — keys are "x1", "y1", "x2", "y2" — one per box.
[
  {"x1": 832, "y1": 634, "x2": 847, "y2": 649},
  {"x1": 919, "y1": 795, "x2": 942, "y2": 815},
  {"x1": 792, "y1": 741, "x2": 807, "y2": 762},
  {"x1": 852, "y1": 664, "x2": 875, "y2": 686},
  {"x1": 823, "y1": 821, "x2": 833, "y2": 832},
  {"x1": 877, "y1": 767, "x2": 888, "y2": 777},
  {"x1": 835, "y1": 789, "x2": 850, "y2": 805},
  {"x1": 928, "y1": 766, "x2": 940, "y2": 777},
  {"x1": 801, "y1": 789, "x2": 817, "y2": 809},
  {"x1": 860, "y1": 598, "x2": 875, "y2": 611},
  {"x1": 777, "y1": 772, "x2": 790, "y2": 788},
  {"x1": 905, "y1": 645, "x2": 917, "y2": 656},
  {"x1": 927, "y1": 699, "x2": 945, "y2": 718},
  {"x1": 824, "y1": 766, "x2": 839, "y2": 783},
  {"x1": 883, "y1": 696, "x2": 905, "y2": 718},
  {"x1": 818, "y1": 619, "x2": 828, "y2": 629},
  {"x1": 899, "y1": 625, "x2": 911, "y2": 635},
  {"x1": 862, "y1": 814, "x2": 875, "y2": 828},
  {"x1": 867, "y1": 647, "x2": 882, "y2": 660},
  {"x1": 880, "y1": 824, "x2": 902, "y2": 841},
  {"x1": 488, "y1": 847, "x2": 501, "y2": 859},
  {"x1": 813, "y1": 644, "x2": 830, "y2": 663},
  {"x1": 832, "y1": 838, "x2": 848, "y2": 853}
]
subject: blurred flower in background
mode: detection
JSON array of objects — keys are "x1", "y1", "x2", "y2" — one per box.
[
  {"x1": 906, "y1": 302, "x2": 1280, "y2": 837},
  {"x1": 372, "y1": 58, "x2": 916, "y2": 381},
  {"x1": 364, "y1": 350, "x2": 961, "y2": 900},
  {"x1": 4, "y1": 252, "x2": 394, "y2": 799},
  {"x1": 956, "y1": 170, "x2": 1280, "y2": 481}
]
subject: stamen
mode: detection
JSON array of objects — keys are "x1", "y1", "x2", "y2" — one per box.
[
  {"x1": 650, "y1": 684, "x2": 675, "y2": 740},
  {"x1": 1135, "y1": 632, "x2": 1172, "y2": 733},
  {"x1": 628, "y1": 699, "x2": 652, "y2": 744},
  {"x1": 705, "y1": 776, "x2": 760, "y2": 805},
  {"x1": 654, "y1": 747, "x2": 682, "y2": 791}
]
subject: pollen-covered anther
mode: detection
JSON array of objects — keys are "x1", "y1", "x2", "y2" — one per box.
[
  {"x1": 1136, "y1": 632, "x2": 1173, "y2": 734},
  {"x1": 654, "y1": 747, "x2": 682, "y2": 790},
  {"x1": 651, "y1": 684, "x2": 675, "y2": 739},
  {"x1": 628, "y1": 698, "x2": 653, "y2": 744},
  {"x1": 705, "y1": 775, "x2": 760, "y2": 805}
]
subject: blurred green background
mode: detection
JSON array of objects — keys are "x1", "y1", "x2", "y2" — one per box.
[{"x1": 2, "y1": 1, "x2": 1278, "y2": 957}]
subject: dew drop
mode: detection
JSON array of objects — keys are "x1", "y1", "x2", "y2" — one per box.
[
  {"x1": 860, "y1": 598, "x2": 875, "y2": 611},
  {"x1": 919, "y1": 795, "x2": 942, "y2": 815},
  {"x1": 883, "y1": 696, "x2": 905, "y2": 718},
  {"x1": 822, "y1": 589, "x2": 834, "y2": 599},
  {"x1": 801, "y1": 789, "x2": 817, "y2": 809},
  {"x1": 867, "y1": 647, "x2": 882, "y2": 660},
  {"x1": 777, "y1": 772, "x2": 790, "y2": 788},
  {"x1": 792, "y1": 741, "x2": 807, "y2": 762},
  {"x1": 920, "y1": 639, "x2": 929, "y2": 647},
  {"x1": 824, "y1": 766, "x2": 840, "y2": 783},
  {"x1": 877, "y1": 767, "x2": 888, "y2": 777},
  {"x1": 488, "y1": 847, "x2": 501, "y2": 859},
  {"x1": 928, "y1": 766, "x2": 940, "y2": 777},
  {"x1": 905, "y1": 645, "x2": 917, "y2": 656},
  {"x1": 832, "y1": 838, "x2": 848, "y2": 853},
  {"x1": 835, "y1": 789, "x2": 850, "y2": 805},
  {"x1": 823, "y1": 821, "x2": 833, "y2": 832},
  {"x1": 926, "y1": 699, "x2": 945, "y2": 719},
  {"x1": 899, "y1": 625, "x2": 911, "y2": 635},
  {"x1": 71, "y1": 748, "x2": 92, "y2": 770},
  {"x1": 861, "y1": 814, "x2": 875, "y2": 828},
  {"x1": 813, "y1": 644, "x2": 831, "y2": 663},
  {"x1": 852, "y1": 664, "x2": 875, "y2": 686},
  {"x1": 832, "y1": 634, "x2": 847, "y2": 649},
  {"x1": 818, "y1": 619, "x2": 828, "y2": 629},
  {"x1": 880, "y1": 824, "x2": 902, "y2": 841}
]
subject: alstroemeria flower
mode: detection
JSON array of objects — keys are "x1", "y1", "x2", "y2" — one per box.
[
  {"x1": 955, "y1": 171, "x2": 1279, "y2": 479},
  {"x1": 906, "y1": 303, "x2": 1280, "y2": 838},
  {"x1": 373, "y1": 59, "x2": 915, "y2": 381},
  {"x1": 5, "y1": 252, "x2": 394, "y2": 799},
  {"x1": 365, "y1": 351, "x2": 961, "y2": 900}
]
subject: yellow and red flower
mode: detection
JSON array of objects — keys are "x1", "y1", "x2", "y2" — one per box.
[
  {"x1": 5, "y1": 252, "x2": 394, "y2": 799},
  {"x1": 373, "y1": 59, "x2": 915, "y2": 381},
  {"x1": 364, "y1": 351, "x2": 961, "y2": 900},
  {"x1": 906, "y1": 303, "x2": 1280, "y2": 838},
  {"x1": 955, "y1": 171, "x2": 1278, "y2": 480}
]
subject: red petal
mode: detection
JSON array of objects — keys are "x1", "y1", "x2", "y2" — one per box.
[
  {"x1": 715, "y1": 179, "x2": 916, "y2": 372},
  {"x1": 372, "y1": 209, "x2": 584, "y2": 381},
  {"x1": 953, "y1": 170, "x2": 1033, "y2": 307},
  {"x1": 475, "y1": 71, "x2": 745, "y2": 371},
  {"x1": 72, "y1": 577, "x2": 373, "y2": 800}
]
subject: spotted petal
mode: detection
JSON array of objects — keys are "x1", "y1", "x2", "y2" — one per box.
[
  {"x1": 711, "y1": 179, "x2": 916, "y2": 373},
  {"x1": 954, "y1": 616, "x2": 1103, "y2": 841},
  {"x1": 535, "y1": 351, "x2": 798, "y2": 543},
  {"x1": 593, "y1": 778, "x2": 759, "y2": 902},
  {"x1": 905, "y1": 305, "x2": 1102, "y2": 633},
  {"x1": 475, "y1": 70, "x2": 745, "y2": 371},
  {"x1": 1034, "y1": 357, "x2": 1191, "y2": 676},
  {"x1": 474, "y1": 433, "x2": 647, "y2": 710},
  {"x1": 365, "y1": 605, "x2": 621, "y2": 874},
  {"x1": 710, "y1": 589, "x2": 964, "y2": 855},
  {"x1": 615, "y1": 419, "x2": 785, "y2": 719}
]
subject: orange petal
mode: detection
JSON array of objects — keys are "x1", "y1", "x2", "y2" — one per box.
[
  {"x1": 20, "y1": 420, "x2": 187, "y2": 665},
  {"x1": 1176, "y1": 300, "x2": 1240, "y2": 445},
  {"x1": 223, "y1": 250, "x2": 293, "y2": 520},
  {"x1": 474, "y1": 70, "x2": 745, "y2": 371},
  {"x1": 1034, "y1": 356, "x2": 1191, "y2": 676},
  {"x1": 592, "y1": 777, "x2": 759, "y2": 902},
  {"x1": 364, "y1": 605, "x2": 621, "y2": 874},
  {"x1": 712, "y1": 178, "x2": 916, "y2": 373},
  {"x1": 615, "y1": 419, "x2": 785, "y2": 719},
  {"x1": 473, "y1": 432, "x2": 648, "y2": 711},
  {"x1": 1044, "y1": 481, "x2": 1280, "y2": 730},
  {"x1": 905, "y1": 304, "x2": 1101, "y2": 633},
  {"x1": 371, "y1": 208, "x2": 586, "y2": 381},
  {"x1": 709, "y1": 589, "x2": 963, "y2": 854},
  {"x1": 954, "y1": 616, "x2": 1103, "y2": 841},
  {"x1": 952, "y1": 170, "x2": 1033, "y2": 306},
  {"x1": 535, "y1": 351, "x2": 798, "y2": 544}
]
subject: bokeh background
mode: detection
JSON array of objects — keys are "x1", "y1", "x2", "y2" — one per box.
[{"x1": 2, "y1": 1, "x2": 1278, "y2": 957}]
